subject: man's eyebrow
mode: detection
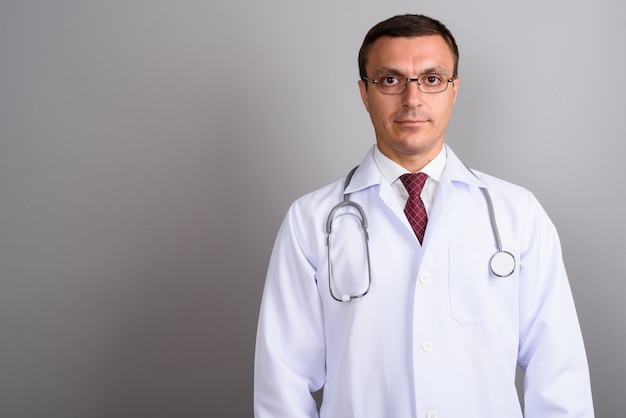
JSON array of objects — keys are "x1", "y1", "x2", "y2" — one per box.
[
  {"x1": 372, "y1": 66, "x2": 451, "y2": 77},
  {"x1": 421, "y1": 66, "x2": 450, "y2": 75},
  {"x1": 372, "y1": 67, "x2": 403, "y2": 77}
]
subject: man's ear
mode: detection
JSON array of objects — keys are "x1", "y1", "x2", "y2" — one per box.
[
  {"x1": 451, "y1": 77, "x2": 460, "y2": 105},
  {"x1": 358, "y1": 79, "x2": 370, "y2": 113}
]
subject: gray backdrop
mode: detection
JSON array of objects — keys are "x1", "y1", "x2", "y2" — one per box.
[{"x1": 1, "y1": 0, "x2": 624, "y2": 416}]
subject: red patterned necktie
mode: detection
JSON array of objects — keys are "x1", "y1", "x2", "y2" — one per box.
[{"x1": 400, "y1": 173, "x2": 428, "y2": 244}]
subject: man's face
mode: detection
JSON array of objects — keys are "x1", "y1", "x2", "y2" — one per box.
[{"x1": 359, "y1": 35, "x2": 459, "y2": 171}]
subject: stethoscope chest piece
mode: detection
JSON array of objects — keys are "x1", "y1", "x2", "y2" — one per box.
[{"x1": 490, "y1": 250, "x2": 516, "y2": 277}]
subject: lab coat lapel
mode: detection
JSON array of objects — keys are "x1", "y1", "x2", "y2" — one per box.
[{"x1": 423, "y1": 174, "x2": 455, "y2": 247}]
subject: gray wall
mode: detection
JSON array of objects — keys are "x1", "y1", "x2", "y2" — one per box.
[{"x1": 1, "y1": 0, "x2": 624, "y2": 416}]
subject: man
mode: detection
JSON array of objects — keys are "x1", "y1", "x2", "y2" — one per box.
[{"x1": 254, "y1": 14, "x2": 594, "y2": 418}]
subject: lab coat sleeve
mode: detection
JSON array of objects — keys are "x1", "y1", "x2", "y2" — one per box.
[
  {"x1": 517, "y1": 193, "x2": 594, "y2": 417},
  {"x1": 254, "y1": 201, "x2": 326, "y2": 418}
]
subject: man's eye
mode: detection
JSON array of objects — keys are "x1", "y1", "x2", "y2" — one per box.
[
  {"x1": 380, "y1": 76, "x2": 401, "y2": 86},
  {"x1": 422, "y1": 75, "x2": 443, "y2": 85}
]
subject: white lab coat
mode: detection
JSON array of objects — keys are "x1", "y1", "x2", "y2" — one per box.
[{"x1": 254, "y1": 145, "x2": 594, "y2": 418}]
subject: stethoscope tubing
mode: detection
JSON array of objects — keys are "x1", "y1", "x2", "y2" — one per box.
[{"x1": 326, "y1": 163, "x2": 516, "y2": 302}]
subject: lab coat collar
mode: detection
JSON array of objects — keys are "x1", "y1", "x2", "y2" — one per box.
[
  {"x1": 441, "y1": 145, "x2": 486, "y2": 189},
  {"x1": 342, "y1": 147, "x2": 382, "y2": 195},
  {"x1": 343, "y1": 144, "x2": 485, "y2": 196}
]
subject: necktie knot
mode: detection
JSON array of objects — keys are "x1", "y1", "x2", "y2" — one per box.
[
  {"x1": 400, "y1": 172, "x2": 428, "y2": 196},
  {"x1": 399, "y1": 172, "x2": 428, "y2": 244}
]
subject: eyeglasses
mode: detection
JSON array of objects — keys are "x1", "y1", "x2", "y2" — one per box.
[{"x1": 361, "y1": 73, "x2": 455, "y2": 95}]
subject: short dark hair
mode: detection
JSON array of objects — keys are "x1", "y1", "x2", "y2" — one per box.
[{"x1": 358, "y1": 14, "x2": 459, "y2": 79}]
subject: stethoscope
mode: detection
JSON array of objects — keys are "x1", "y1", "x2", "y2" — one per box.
[{"x1": 325, "y1": 165, "x2": 516, "y2": 303}]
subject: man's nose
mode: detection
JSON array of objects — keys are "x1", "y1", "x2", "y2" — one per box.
[{"x1": 402, "y1": 80, "x2": 423, "y2": 108}]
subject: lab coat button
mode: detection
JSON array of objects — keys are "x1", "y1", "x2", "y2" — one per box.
[
  {"x1": 422, "y1": 340, "x2": 434, "y2": 352},
  {"x1": 419, "y1": 273, "x2": 430, "y2": 284},
  {"x1": 426, "y1": 409, "x2": 440, "y2": 418}
]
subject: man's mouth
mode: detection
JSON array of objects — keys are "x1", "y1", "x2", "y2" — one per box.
[{"x1": 396, "y1": 119, "x2": 428, "y2": 126}]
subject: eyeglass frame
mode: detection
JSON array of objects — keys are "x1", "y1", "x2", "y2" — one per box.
[{"x1": 361, "y1": 73, "x2": 456, "y2": 95}]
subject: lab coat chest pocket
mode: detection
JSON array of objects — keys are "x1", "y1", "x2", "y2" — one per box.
[{"x1": 448, "y1": 245, "x2": 519, "y2": 326}]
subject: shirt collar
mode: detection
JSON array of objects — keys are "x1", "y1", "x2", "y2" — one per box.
[{"x1": 373, "y1": 145, "x2": 447, "y2": 182}]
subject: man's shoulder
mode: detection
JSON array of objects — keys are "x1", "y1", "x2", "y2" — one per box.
[
  {"x1": 288, "y1": 176, "x2": 347, "y2": 214},
  {"x1": 471, "y1": 168, "x2": 529, "y2": 193}
]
